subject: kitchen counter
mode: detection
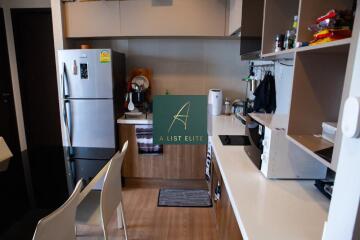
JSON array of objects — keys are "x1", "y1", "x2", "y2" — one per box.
[
  {"x1": 117, "y1": 113, "x2": 153, "y2": 125},
  {"x1": 248, "y1": 112, "x2": 288, "y2": 129},
  {"x1": 209, "y1": 115, "x2": 329, "y2": 240}
]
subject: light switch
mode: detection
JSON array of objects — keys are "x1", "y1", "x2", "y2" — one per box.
[{"x1": 342, "y1": 97, "x2": 360, "y2": 138}]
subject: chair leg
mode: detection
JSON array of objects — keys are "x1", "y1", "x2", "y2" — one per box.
[
  {"x1": 116, "y1": 204, "x2": 124, "y2": 229},
  {"x1": 120, "y1": 202, "x2": 128, "y2": 240}
]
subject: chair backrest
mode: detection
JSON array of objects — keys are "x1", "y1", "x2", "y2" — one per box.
[
  {"x1": 32, "y1": 180, "x2": 83, "y2": 240},
  {"x1": 100, "y1": 141, "x2": 128, "y2": 237}
]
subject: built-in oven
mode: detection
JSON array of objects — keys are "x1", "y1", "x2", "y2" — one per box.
[{"x1": 244, "y1": 116, "x2": 265, "y2": 169}]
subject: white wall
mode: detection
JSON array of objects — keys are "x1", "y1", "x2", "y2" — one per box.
[
  {"x1": 0, "y1": 0, "x2": 51, "y2": 151},
  {"x1": 274, "y1": 60, "x2": 294, "y2": 114}
]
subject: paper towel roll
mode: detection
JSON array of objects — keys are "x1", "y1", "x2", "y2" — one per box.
[{"x1": 0, "y1": 137, "x2": 13, "y2": 172}]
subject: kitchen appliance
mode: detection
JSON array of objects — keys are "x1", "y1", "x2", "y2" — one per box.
[
  {"x1": 245, "y1": 114, "x2": 327, "y2": 179},
  {"x1": 244, "y1": 117, "x2": 264, "y2": 169},
  {"x1": 219, "y1": 135, "x2": 251, "y2": 146},
  {"x1": 58, "y1": 49, "x2": 126, "y2": 191},
  {"x1": 208, "y1": 89, "x2": 223, "y2": 116}
]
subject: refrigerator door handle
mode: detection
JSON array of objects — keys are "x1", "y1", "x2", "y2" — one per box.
[
  {"x1": 63, "y1": 99, "x2": 74, "y2": 155},
  {"x1": 62, "y1": 62, "x2": 70, "y2": 98}
]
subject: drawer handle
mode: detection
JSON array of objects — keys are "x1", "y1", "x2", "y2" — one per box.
[{"x1": 214, "y1": 181, "x2": 221, "y2": 201}]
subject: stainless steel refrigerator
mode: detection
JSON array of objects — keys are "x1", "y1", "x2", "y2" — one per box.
[{"x1": 57, "y1": 49, "x2": 125, "y2": 191}]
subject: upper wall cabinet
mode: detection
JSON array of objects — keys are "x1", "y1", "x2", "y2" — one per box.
[
  {"x1": 227, "y1": 0, "x2": 264, "y2": 37},
  {"x1": 227, "y1": 0, "x2": 243, "y2": 35},
  {"x1": 63, "y1": 0, "x2": 227, "y2": 38},
  {"x1": 64, "y1": 1, "x2": 121, "y2": 38},
  {"x1": 119, "y1": 0, "x2": 226, "y2": 37}
]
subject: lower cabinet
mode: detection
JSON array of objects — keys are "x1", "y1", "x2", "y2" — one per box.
[
  {"x1": 119, "y1": 124, "x2": 206, "y2": 179},
  {"x1": 211, "y1": 149, "x2": 243, "y2": 240}
]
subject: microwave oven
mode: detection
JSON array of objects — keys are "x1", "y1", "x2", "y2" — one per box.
[{"x1": 245, "y1": 114, "x2": 327, "y2": 179}]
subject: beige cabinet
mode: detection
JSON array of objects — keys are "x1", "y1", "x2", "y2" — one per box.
[
  {"x1": 64, "y1": 1, "x2": 121, "y2": 38},
  {"x1": 227, "y1": 0, "x2": 242, "y2": 35},
  {"x1": 119, "y1": 0, "x2": 226, "y2": 37},
  {"x1": 119, "y1": 124, "x2": 206, "y2": 179},
  {"x1": 64, "y1": 0, "x2": 226, "y2": 37}
]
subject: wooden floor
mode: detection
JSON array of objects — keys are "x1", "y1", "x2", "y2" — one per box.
[{"x1": 77, "y1": 187, "x2": 218, "y2": 240}]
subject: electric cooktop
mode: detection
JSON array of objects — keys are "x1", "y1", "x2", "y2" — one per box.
[{"x1": 218, "y1": 135, "x2": 251, "y2": 146}]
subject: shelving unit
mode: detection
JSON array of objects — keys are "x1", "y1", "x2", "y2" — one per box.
[
  {"x1": 261, "y1": 0, "x2": 354, "y2": 58},
  {"x1": 297, "y1": 0, "x2": 354, "y2": 44},
  {"x1": 261, "y1": 0, "x2": 300, "y2": 55},
  {"x1": 287, "y1": 43, "x2": 350, "y2": 171},
  {"x1": 259, "y1": 0, "x2": 355, "y2": 171},
  {"x1": 261, "y1": 37, "x2": 351, "y2": 59},
  {"x1": 288, "y1": 135, "x2": 333, "y2": 168}
]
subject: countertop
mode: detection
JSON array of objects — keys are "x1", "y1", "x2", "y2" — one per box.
[
  {"x1": 209, "y1": 115, "x2": 330, "y2": 240},
  {"x1": 248, "y1": 112, "x2": 288, "y2": 129},
  {"x1": 117, "y1": 113, "x2": 153, "y2": 125}
]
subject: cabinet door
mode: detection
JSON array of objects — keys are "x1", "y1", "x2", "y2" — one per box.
[
  {"x1": 119, "y1": 0, "x2": 226, "y2": 36},
  {"x1": 228, "y1": 0, "x2": 243, "y2": 35},
  {"x1": 163, "y1": 144, "x2": 206, "y2": 179},
  {"x1": 212, "y1": 154, "x2": 243, "y2": 240},
  {"x1": 220, "y1": 186, "x2": 243, "y2": 240},
  {"x1": 211, "y1": 159, "x2": 223, "y2": 227},
  {"x1": 64, "y1": 1, "x2": 121, "y2": 38}
]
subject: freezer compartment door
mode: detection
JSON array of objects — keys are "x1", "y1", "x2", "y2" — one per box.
[
  {"x1": 58, "y1": 49, "x2": 113, "y2": 99},
  {"x1": 69, "y1": 99, "x2": 116, "y2": 148}
]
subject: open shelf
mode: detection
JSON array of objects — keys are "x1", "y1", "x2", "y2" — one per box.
[
  {"x1": 297, "y1": 0, "x2": 355, "y2": 44},
  {"x1": 296, "y1": 38, "x2": 352, "y2": 53},
  {"x1": 261, "y1": 0, "x2": 300, "y2": 55},
  {"x1": 261, "y1": 48, "x2": 295, "y2": 59},
  {"x1": 287, "y1": 44, "x2": 350, "y2": 171},
  {"x1": 261, "y1": 0, "x2": 355, "y2": 59},
  {"x1": 288, "y1": 134, "x2": 333, "y2": 168},
  {"x1": 261, "y1": 37, "x2": 351, "y2": 59}
]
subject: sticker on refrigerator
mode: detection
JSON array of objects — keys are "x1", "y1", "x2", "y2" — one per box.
[
  {"x1": 99, "y1": 50, "x2": 111, "y2": 63},
  {"x1": 80, "y1": 63, "x2": 88, "y2": 79}
]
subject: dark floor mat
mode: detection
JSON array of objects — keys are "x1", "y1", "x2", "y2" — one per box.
[{"x1": 158, "y1": 189, "x2": 212, "y2": 208}]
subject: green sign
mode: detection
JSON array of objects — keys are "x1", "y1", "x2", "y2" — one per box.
[{"x1": 153, "y1": 95, "x2": 208, "y2": 144}]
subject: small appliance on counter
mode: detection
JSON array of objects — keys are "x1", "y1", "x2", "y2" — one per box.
[
  {"x1": 125, "y1": 68, "x2": 152, "y2": 116},
  {"x1": 208, "y1": 89, "x2": 223, "y2": 116},
  {"x1": 244, "y1": 113, "x2": 327, "y2": 179}
]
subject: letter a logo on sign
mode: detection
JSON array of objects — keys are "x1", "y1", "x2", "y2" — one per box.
[
  {"x1": 153, "y1": 95, "x2": 207, "y2": 145},
  {"x1": 168, "y1": 101, "x2": 191, "y2": 133}
]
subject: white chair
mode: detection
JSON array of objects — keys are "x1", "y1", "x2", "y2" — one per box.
[
  {"x1": 32, "y1": 179, "x2": 83, "y2": 240},
  {"x1": 76, "y1": 141, "x2": 129, "y2": 240}
]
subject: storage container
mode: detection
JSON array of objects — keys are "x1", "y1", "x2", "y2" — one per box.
[{"x1": 322, "y1": 122, "x2": 337, "y2": 143}]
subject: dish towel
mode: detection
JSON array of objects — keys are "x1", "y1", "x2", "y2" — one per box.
[
  {"x1": 205, "y1": 144, "x2": 211, "y2": 182},
  {"x1": 135, "y1": 125, "x2": 163, "y2": 154}
]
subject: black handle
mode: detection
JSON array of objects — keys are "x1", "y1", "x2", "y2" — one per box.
[
  {"x1": 63, "y1": 99, "x2": 74, "y2": 156},
  {"x1": 62, "y1": 62, "x2": 70, "y2": 98}
]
